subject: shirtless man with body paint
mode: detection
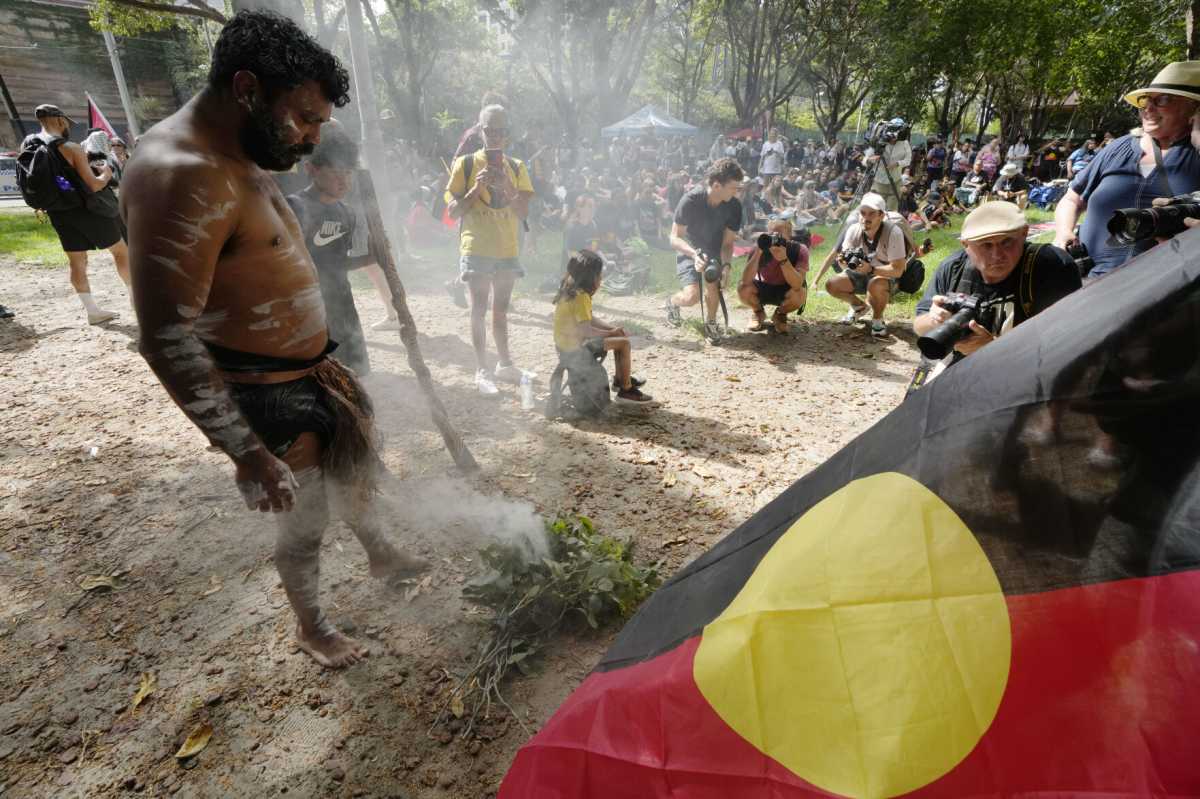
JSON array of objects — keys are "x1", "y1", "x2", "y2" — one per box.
[{"x1": 121, "y1": 11, "x2": 426, "y2": 669}]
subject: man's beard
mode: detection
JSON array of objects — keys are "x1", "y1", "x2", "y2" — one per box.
[{"x1": 240, "y1": 101, "x2": 313, "y2": 171}]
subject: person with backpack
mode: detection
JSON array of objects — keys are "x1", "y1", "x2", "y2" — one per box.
[
  {"x1": 913, "y1": 202, "x2": 1080, "y2": 363},
  {"x1": 444, "y1": 90, "x2": 509, "y2": 308},
  {"x1": 825, "y1": 192, "x2": 911, "y2": 338},
  {"x1": 19, "y1": 104, "x2": 130, "y2": 325},
  {"x1": 445, "y1": 103, "x2": 537, "y2": 396},
  {"x1": 553, "y1": 249, "x2": 653, "y2": 406}
]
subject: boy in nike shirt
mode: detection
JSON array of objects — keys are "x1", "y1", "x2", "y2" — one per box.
[{"x1": 287, "y1": 124, "x2": 373, "y2": 375}]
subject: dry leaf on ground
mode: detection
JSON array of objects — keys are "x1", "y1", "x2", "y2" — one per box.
[
  {"x1": 77, "y1": 575, "x2": 124, "y2": 592},
  {"x1": 174, "y1": 722, "x2": 213, "y2": 759},
  {"x1": 130, "y1": 672, "x2": 156, "y2": 711},
  {"x1": 201, "y1": 575, "x2": 222, "y2": 597}
]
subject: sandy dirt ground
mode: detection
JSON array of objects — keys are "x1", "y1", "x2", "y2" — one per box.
[{"x1": 0, "y1": 251, "x2": 918, "y2": 798}]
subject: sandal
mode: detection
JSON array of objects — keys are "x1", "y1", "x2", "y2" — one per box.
[
  {"x1": 748, "y1": 317, "x2": 770, "y2": 332},
  {"x1": 771, "y1": 310, "x2": 789, "y2": 335}
]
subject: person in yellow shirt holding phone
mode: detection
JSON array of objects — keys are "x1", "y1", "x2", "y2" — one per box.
[{"x1": 445, "y1": 104, "x2": 536, "y2": 396}]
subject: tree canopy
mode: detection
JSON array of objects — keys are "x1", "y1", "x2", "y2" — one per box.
[{"x1": 91, "y1": 0, "x2": 1193, "y2": 146}]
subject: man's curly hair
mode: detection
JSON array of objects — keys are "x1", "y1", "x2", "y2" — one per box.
[
  {"x1": 706, "y1": 157, "x2": 744, "y2": 186},
  {"x1": 209, "y1": 11, "x2": 351, "y2": 107}
]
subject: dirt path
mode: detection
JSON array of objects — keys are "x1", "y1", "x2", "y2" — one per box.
[{"x1": 0, "y1": 253, "x2": 918, "y2": 798}]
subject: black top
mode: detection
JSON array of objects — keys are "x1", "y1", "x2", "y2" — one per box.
[
  {"x1": 993, "y1": 174, "x2": 1029, "y2": 194},
  {"x1": 916, "y1": 243, "x2": 1081, "y2": 331},
  {"x1": 287, "y1": 187, "x2": 357, "y2": 272},
  {"x1": 286, "y1": 187, "x2": 370, "y2": 375},
  {"x1": 673, "y1": 186, "x2": 741, "y2": 265}
]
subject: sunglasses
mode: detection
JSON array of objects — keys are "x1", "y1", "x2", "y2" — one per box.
[
  {"x1": 482, "y1": 126, "x2": 509, "y2": 136},
  {"x1": 1135, "y1": 94, "x2": 1178, "y2": 110}
]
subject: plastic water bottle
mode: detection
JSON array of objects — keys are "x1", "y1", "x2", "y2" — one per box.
[{"x1": 520, "y1": 373, "x2": 535, "y2": 410}]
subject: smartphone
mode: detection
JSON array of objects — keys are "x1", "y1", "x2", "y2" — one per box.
[{"x1": 485, "y1": 149, "x2": 503, "y2": 167}]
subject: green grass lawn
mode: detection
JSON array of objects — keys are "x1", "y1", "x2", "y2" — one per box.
[
  {"x1": 2, "y1": 205, "x2": 1053, "y2": 325},
  {"x1": 0, "y1": 211, "x2": 70, "y2": 266}
]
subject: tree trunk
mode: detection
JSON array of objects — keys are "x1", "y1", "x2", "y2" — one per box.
[
  {"x1": 357, "y1": 172, "x2": 478, "y2": 473},
  {"x1": 1189, "y1": 0, "x2": 1200, "y2": 59}
]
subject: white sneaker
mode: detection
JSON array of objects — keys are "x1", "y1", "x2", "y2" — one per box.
[
  {"x1": 838, "y1": 305, "x2": 868, "y2": 325},
  {"x1": 494, "y1": 363, "x2": 535, "y2": 384},
  {"x1": 372, "y1": 316, "x2": 400, "y2": 331},
  {"x1": 475, "y1": 369, "x2": 500, "y2": 397},
  {"x1": 87, "y1": 309, "x2": 118, "y2": 325},
  {"x1": 870, "y1": 319, "x2": 888, "y2": 338}
]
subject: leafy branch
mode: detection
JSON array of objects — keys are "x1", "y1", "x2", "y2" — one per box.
[{"x1": 433, "y1": 515, "x2": 660, "y2": 739}]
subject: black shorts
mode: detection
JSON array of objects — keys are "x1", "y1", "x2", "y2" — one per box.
[
  {"x1": 751, "y1": 281, "x2": 794, "y2": 308},
  {"x1": 227, "y1": 376, "x2": 339, "y2": 458},
  {"x1": 47, "y1": 208, "x2": 122, "y2": 252}
]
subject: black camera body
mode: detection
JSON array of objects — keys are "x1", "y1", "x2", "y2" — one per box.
[
  {"x1": 756, "y1": 232, "x2": 788, "y2": 252},
  {"x1": 838, "y1": 247, "x2": 869, "y2": 273},
  {"x1": 1067, "y1": 241, "x2": 1094, "y2": 278},
  {"x1": 917, "y1": 292, "x2": 1000, "y2": 360},
  {"x1": 1107, "y1": 192, "x2": 1200, "y2": 245},
  {"x1": 866, "y1": 119, "x2": 911, "y2": 148},
  {"x1": 697, "y1": 251, "x2": 723, "y2": 283}
]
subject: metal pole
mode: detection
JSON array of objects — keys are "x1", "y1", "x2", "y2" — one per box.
[
  {"x1": 0, "y1": 69, "x2": 27, "y2": 139},
  {"x1": 102, "y1": 29, "x2": 141, "y2": 139}
]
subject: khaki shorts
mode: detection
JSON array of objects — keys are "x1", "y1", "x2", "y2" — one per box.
[{"x1": 847, "y1": 269, "x2": 898, "y2": 297}]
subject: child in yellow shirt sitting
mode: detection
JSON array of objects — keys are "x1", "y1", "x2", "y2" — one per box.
[{"x1": 553, "y1": 250, "x2": 653, "y2": 404}]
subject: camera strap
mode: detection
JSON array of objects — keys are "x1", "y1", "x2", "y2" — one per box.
[
  {"x1": 1018, "y1": 244, "x2": 1043, "y2": 318},
  {"x1": 1147, "y1": 135, "x2": 1176, "y2": 198}
]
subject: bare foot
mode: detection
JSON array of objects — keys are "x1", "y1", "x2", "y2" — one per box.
[
  {"x1": 295, "y1": 623, "x2": 369, "y2": 669},
  {"x1": 368, "y1": 545, "x2": 430, "y2": 582}
]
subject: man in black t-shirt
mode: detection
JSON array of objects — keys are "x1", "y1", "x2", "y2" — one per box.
[
  {"x1": 664, "y1": 157, "x2": 744, "y2": 341},
  {"x1": 914, "y1": 202, "x2": 1080, "y2": 362},
  {"x1": 287, "y1": 126, "x2": 374, "y2": 375},
  {"x1": 992, "y1": 164, "x2": 1029, "y2": 209}
]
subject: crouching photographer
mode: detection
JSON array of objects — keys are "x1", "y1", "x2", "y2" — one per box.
[
  {"x1": 738, "y1": 218, "x2": 808, "y2": 334},
  {"x1": 826, "y1": 192, "x2": 909, "y2": 338},
  {"x1": 910, "y1": 202, "x2": 1081, "y2": 389}
]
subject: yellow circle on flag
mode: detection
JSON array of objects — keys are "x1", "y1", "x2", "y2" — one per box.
[{"x1": 694, "y1": 472, "x2": 1011, "y2": 799}]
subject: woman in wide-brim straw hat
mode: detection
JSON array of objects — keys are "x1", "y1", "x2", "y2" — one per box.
[{"x1": 1051, "y1": 61, "x2": 1200, "y2": 282}]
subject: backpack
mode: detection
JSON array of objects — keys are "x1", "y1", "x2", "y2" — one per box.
[
  {"x1": 878, "y1": 215, "x2": 925, "y2": 294},
  {"x1": 455, "y1": 151, "x2": 528, "y2": 233},
  {"x1": 546, "y1": 347, "x2": 611, "y2": 420},
  {"x1": 16, "y1": 135, "x2": 83, "y2": 212}
]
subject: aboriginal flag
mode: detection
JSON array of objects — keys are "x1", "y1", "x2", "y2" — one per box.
[{"x1": 501, "y1": 231, "x2": 1200, "y2": 798}]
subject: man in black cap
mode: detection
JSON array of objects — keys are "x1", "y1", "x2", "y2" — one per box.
[{"x1": 29, "y1": 104, "x2": 130, "y2": 324}]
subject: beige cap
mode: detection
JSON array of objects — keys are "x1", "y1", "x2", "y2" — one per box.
[
  {"x1": 1124, "y1": 61, "x2": 1200, "y2": 106},
  {"x1": 960, "y1": 201, "x2": 1027, "y2": 241},
  {"x1": 859, "y1": 192, "x2": 887, "y2": 213}
]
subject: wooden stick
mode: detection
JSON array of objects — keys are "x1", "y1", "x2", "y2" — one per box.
[{"x1": 357, "y1": 171, "x2": 479, "y2": 472}]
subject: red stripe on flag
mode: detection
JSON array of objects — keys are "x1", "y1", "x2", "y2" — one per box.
[
  {"x1": 501, "y1": 570, "x2": 1200, "y2": 797},
  {"x1": 87, "y1": 96, "x2": 118, "y2": 140}
]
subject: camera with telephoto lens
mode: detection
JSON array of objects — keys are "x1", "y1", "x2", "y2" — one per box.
[
  {"x1": 917, "y1": 292, "x2": 1001, "y2": 360},
  {"x1": 756, "y1": 231, "x2": 787, "y2": 252},
  {"x1": 1106, "y1": 192, "x2": 1200, "y2": 245},
  {"x1": 866, "y1": 118, "x2": 911, "y2": 148}
]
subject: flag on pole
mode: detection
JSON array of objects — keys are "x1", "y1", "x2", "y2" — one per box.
[
  {"x1": 500, "y1": 231, "x2": 1200, "y2": 798},
  {"x1": 86, "y1": 93, "x2": 117, "y2": 139}
]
